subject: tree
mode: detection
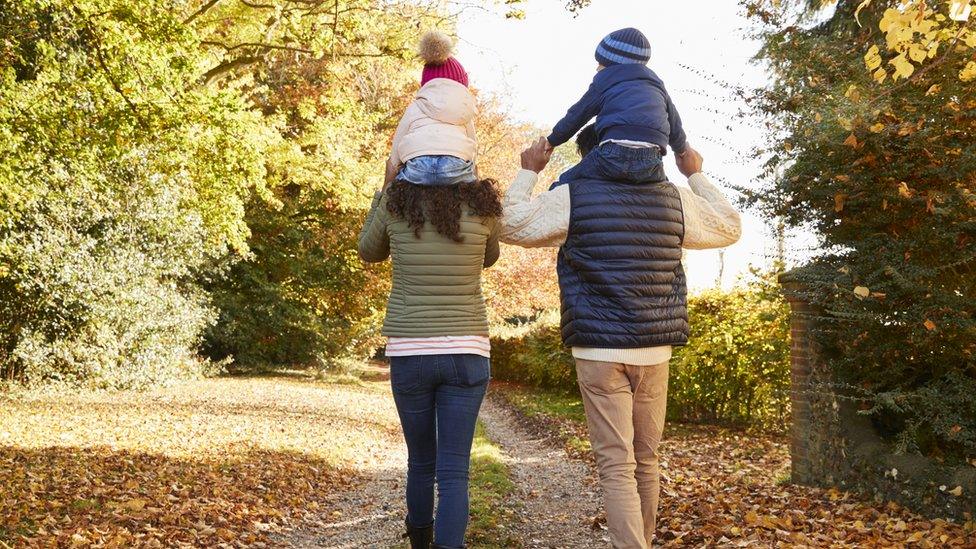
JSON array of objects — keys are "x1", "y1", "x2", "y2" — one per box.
[
  {"x1": 750, "y1": 0, "x2": 976, "y2": 460},
  {"x1": 0, "y1": 0, "x2": 573, "y2": 384},
  {"x1": 475, "y1": 95, "x2": 569, "y2": 324},
  {"x1": 832, "y1": 0, "x2": 976, "y2": 84},
  {"x1": 200, "y1": 6, "x2": 430, "y2": 367},
  {"x1": 0, "y1": 0, "x2": 276, "y2": 387},
  {"x1": 196, "y1": 2, "x2": 541, "y2": 368}
]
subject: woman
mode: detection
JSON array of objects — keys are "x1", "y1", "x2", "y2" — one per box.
[{"x1": 358, "y1": 167, "x2": 502, "y2": 549}]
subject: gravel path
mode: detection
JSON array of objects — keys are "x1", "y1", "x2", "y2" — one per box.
[
  {"x1": 479, "y1": 393, "x2": 608, "y2": 549},
  {"x1": 275, "y1": 380, "x2": 606, "y2": 548}
]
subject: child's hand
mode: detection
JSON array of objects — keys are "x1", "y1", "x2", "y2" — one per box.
[{"x1": 544, "y1": 139, "x2": 555, "y2": 154}]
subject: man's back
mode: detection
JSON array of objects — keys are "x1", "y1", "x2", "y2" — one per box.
[{"x1": 557, "y1": 176, "x2": 689, "y2": 349}]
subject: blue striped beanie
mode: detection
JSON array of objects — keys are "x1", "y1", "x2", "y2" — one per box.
[{"x1": 595, "y1": 28, "x2": 651, "y2": 66}]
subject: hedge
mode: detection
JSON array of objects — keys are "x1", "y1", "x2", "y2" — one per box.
[{"x1": 490, "y1": 277, "x2": 791, "y2": 431}]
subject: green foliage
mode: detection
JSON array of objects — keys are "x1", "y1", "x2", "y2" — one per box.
[
  {"x1": 751, "y1": 0, "x2": 976, "y2": 461},
  {"x1": 0, "y1": 0, "x2": 273, "y2": 388},
  {"x1": 490, "y1": 279, "x2": 792, "y2": 430},
  {"x1": 668, "y1": 276, "x2": 792, "y2": 431},
  {"x1": 0, "y1": 0, "x2": 469, "y2": 384},
  {"x1": 490, "y1": 310, "x2": 577, "y2": 391}
]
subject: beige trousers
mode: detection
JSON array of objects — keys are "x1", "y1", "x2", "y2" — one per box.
[{"x1": 575, "y1": 358, "x2": 669, "y2": 549}]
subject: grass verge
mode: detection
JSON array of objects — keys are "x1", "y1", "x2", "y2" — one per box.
[
  {"x1": 497, "y1": 383, "x2": 586, "y2": 423},
  {"x1": 467, "y1": 422, "x2": 520, "y2": 549}
]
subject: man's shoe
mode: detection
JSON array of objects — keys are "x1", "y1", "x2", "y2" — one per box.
[{"x1": 403, "y1": 517, "x2": 433, "y2": 549}]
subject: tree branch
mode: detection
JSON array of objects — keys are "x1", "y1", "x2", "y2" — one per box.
[
  {"x1": 201, "y1": 40, "x2": 315, "y2": 54},
  {"x1": 201, "y1": 55, "x2": 263, "y2": 85},
  {"x1": 86, "y1": 21, "x2": 149, "y2": 130},
  {"x1": 184, "y1": 0, "x2": 222, "y2": 25}
]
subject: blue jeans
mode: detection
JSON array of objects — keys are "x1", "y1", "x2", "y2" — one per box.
[
  {"x1": 390, "y1": 354, "x2": 490, "y2": 549},
  {"x1": 398, "y1": 155, "x2": 478, "y2": 186},
  {"x1": 557, "y1": 141, "x2": 666, "y2": 185}
]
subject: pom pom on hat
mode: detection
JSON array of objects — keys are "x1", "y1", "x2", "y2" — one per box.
[{"x1": 419, "y1": 31, "x2": 454, "y2": 64}]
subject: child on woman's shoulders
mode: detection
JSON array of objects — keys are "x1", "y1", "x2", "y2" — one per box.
[{"x1": 386, "y1": 31, "x2": 478, "y2": 188}]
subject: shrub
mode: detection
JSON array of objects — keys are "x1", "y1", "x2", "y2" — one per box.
[
  {"x1": 491, "y1": 311, "x2": 576, "y2": 390},
  {"x1": 668, "y1": 279, "x2": 791, "y2": 431},
  {"x1": 490, "y1": 277, "x2": 792, "y2": 430},
  {"x1": 0, "y1": 1, "x2": 271, "y2": 388}
]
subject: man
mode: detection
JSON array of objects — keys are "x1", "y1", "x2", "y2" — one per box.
[{"x1": 500, "y1": 128, "x2": 741, "y2": 549}]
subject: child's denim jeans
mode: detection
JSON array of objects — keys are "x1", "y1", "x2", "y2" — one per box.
[
  {"x1": 390, "y1": 353, "x2": 490, "y2": 549},
  {"x1": 398, "y1": 155, "x2": 477, "y2": 186},
  {"x1": 557, "y1": 141, "x2": 666, "y2": 186}
]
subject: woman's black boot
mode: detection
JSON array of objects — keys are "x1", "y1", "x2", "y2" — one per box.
[{"x1": 404, "y1": 517, "x2": 433, "y2": 549}]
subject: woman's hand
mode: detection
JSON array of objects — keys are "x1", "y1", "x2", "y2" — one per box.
[
  {"x1": 383, "y1": 159, "x2": 402, "y2": 191},
  {"x1": 675, "y1": 146, "x2": 703, "y2": 178},
  {"x1": 521, "y1": 137, "x2": 553, "y2": 174}
]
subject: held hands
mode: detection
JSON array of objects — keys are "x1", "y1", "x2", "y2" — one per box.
[
  {"x1": 675, "y1": 146, "x2": 703, "y2": 178},
  {"x1": 521, "y1": 137, "x2": 553, "y2": 174}
]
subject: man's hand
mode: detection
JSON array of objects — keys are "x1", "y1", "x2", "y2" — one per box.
[
  {"x1": 675, "y1": 146, "x2": 703, "y2": 178},
  {"x1": 521, "y1": 137, "x2": 553, "y2": 173}
]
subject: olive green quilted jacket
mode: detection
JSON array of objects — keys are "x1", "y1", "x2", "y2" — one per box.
[{"x1": 358, "y1": 191, "x2": 500, "y2": 337}]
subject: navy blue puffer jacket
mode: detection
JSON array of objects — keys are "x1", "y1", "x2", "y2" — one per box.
[{"x1": 556, "y1": 162, "x2": 689, "y2": 348}]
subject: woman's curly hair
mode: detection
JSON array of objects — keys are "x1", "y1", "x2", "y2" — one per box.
[{"x1": 386, "y1": 179, "x2": 503, "y2": 242}]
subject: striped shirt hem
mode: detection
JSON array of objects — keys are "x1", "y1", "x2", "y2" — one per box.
[{"x1": 386, "y1": 336, "x2": 491, "y2": 358}]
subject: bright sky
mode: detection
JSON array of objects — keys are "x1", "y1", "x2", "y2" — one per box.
[{"x1": 455, "y1": 0, "x2": 801, "y2": 291}]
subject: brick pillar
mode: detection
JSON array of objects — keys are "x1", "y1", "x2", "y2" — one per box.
[
  {"x1": 781, "y1": 277, "x2": 817, "y2": 485},
  {"x1": 779, "y1": 273, "x2": 976, "y2": 519}
]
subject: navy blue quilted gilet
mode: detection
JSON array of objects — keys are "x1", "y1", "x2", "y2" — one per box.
[{"x1": 556, "y1": 177, "x2": 689, "y2": 348}]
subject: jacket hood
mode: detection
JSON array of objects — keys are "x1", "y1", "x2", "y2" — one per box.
[
  {"x1": 595, "y1": 63, "x2": 662, "y2": 88},
  {"x1": 415, "y1": 79, "x2": 477, "y2": 125}
]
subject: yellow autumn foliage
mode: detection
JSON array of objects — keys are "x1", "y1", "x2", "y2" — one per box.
[{"x1": 831, "y1": 0, "x2": 975, "y2": 82}]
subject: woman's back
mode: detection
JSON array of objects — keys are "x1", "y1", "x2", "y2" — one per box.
[{"x1": 358, "y1": 181, "x2": 501, "y2": 338}]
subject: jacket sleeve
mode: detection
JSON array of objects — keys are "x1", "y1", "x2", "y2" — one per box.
[
  {"x1": 664, "y1": 92, "x2": 688, "y2": 155},
  {"x1": 678, "y1": 173, "x2": 741, "y2": 250},
  {"x1": 547, "y1": 78, "x2": 604, "y2": 147},
  {"x1": 388, "y1": 102, "x2": 416, "y2": 168},
  {"x1": 466, "y1": 119, "x2": 478, "y2": 161},
  {"x1": 358, "y1": 192, "x2": 391, "y2": 263},
  {"x1": 484, "y1": 220, "x2": 500, "y2": 268}
]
